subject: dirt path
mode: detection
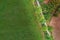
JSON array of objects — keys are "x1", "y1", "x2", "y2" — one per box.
[{"x1": 50, "y1": 14, "x2": 60, "y2": 40}]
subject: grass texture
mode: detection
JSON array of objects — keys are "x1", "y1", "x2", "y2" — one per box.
[{"x1": 0, "y1": 0, "x2": 43, "y2": 40}]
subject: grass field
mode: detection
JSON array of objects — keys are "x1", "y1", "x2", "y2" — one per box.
[{"x1": 0, "y1": 0, "x2": 43, "y2": 40}]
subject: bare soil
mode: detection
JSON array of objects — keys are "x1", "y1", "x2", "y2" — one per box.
[{"x1": 50, "y1": 14, "x2": 60, "y2": 40}]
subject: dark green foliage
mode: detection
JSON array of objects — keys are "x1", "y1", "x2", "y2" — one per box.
[
  {"x1": 39, "y1": 0, "x2": 54, "y2": 40},
  {"x1": 53, "y1": 13, "x2": 58, "y2": 17},
  {"x1": 39, "y1": 0, "x2": 60, "y2": 40},
  {"x1": 38, "y1": 0, "x2": 44, "y2": 3}
]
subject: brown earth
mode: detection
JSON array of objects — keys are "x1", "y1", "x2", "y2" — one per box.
[{"x1": 50, "y1": 14, "x2": 60, "y2": 40}]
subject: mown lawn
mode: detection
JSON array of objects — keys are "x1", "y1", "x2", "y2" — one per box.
[{"x1": 0, "y1": 0, "x2": 43, "y2": 40}]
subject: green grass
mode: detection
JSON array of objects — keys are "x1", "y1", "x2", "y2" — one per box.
[{"x1": 0, "y1": 0, "x2": 43, "y2": 40}]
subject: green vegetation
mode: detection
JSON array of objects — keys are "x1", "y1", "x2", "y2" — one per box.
[
  {"x1": 39, "y1": 0, "x2": 60, "y2": 40},
  {"x1": 0, "y1": 0, "x2": 55, "y2": 40},
  {"x1": 0, "y1": 0, "x2": 43, "y2": 40}
]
